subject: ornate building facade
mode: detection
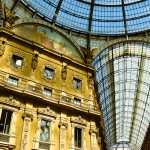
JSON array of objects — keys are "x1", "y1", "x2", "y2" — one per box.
[{"x1": 0, "y1": 1, "x2": 107, "y2": 150}]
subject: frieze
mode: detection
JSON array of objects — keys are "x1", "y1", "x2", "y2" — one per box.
[
  {"x1": 93, "y1": 37, "x2": 150, "y2": 59},
  {"x1": 70, "y1": 116, "x2": 87, "y2": 126}
]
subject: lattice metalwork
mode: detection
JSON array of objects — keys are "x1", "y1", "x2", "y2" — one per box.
[
  {"x1": 21, "y1": 0, "x2": 150, "y2": 35},
  {"x1": 93, "y1": 42, "x2": 150, "y2": 150}
]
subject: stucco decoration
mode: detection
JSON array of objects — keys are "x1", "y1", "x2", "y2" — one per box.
[
  {"x1": 70, "y1": 116, "x2": 87, "y2": 126},
  {"x1": 11, "y1": 24, "x2": 84, "y2": 63},
  {"x1": 0, "y1": 41, "x2": 6, "y2": 56},
  {"x1": 38, "y1": 106, "x2": 56, "y2": 118}
]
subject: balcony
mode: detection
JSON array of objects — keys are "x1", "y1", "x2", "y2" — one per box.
[{"x1": 0, "y1": 73, "x2": 101, "y2": 116}]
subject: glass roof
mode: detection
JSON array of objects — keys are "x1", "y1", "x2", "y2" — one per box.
[
  {"x1": 21, "y1": 0, "x2": 150, "y2": 35},
  {"x1": 93, "y1": 42, "x2": 150, "y2": 149}
]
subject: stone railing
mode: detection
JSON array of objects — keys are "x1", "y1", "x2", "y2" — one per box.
[{"x1": 0, "y1": 74, "x2": 101, "y2": 114}]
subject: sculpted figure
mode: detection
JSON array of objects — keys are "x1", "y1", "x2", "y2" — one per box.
[
  {"x1": 31, "y1": 53, "x2": 38, "y2": 70},
  {"x1": 61, "y1": 65, "x2": 67, "y2": 80},
  {"x1": 0, "y1": 41, "x2": 6, "y2": 56}
]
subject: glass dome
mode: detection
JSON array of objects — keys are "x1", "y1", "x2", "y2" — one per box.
[{"x1": 21, "y1": 0, "x2": 150, "y2": 35}]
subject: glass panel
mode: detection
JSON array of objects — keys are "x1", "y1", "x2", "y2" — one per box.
[
  {"x1": 93, "y1": 42, "x2": 150, "y2": 149},
  {"x1": 40, "y1": 119, "x2": 50, "y2": 142}
]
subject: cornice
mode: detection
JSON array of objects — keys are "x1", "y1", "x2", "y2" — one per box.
[{"x1": 0, "y1": 28, "x2": 94, "y2": 70}]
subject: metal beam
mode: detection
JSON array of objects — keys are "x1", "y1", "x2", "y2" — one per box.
[
  {"x1": 121, "y1": 0, "x2": 128, "y2": 35},
  {"x1": 11, "y1": 0, "x2": 21, "y2": 11},
  {"x1": 52, "y1": 0, "x2": 63, "y2": 25},
  {"x1": 129, "y1": 43, "x2": 145, "y2": 143},
  {"x1": 87, "y1": 0, "x2": 94, "y2": 50}
]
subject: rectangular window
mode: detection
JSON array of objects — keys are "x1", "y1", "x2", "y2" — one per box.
[
  {"x1": 44, "y1": 67, "x2": 54, "y2": 80},
  {"x1": 0, "y1": 109, "x2": 12, "y2": 134},
  {"x1": 73, "y1": 78, "x2": 81, "y2": 90},
  {"x1": 74, "y1": 127, "x2": 82, "y2": 148},
  {"x1": 7, "y1": 77, "x2": 18, "y2": 86},
  {"x1": 40, "y1": 119, "x2": 50, "y2": 142},
  {"x1": 12, "y1": 55, "x2": 23, "y2": 68},
  {"x1": 43, "y1": 88, "x2": 52, "y2": 97},
  {"x1": 74, "y1": 98, "x2": 81, "y2": 106}
]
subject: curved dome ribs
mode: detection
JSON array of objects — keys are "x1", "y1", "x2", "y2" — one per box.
[
  {"x1": 20, "y1": 0, "x2": 150, "y2": 35},
  {"x1": 93, "y1": 42, "x2": 150, "y2": 149}
]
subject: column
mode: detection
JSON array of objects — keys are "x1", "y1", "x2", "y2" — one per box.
[
  {"x1": 59, "y1": 122, "x2": 68, "y2": 150},
  {"x1": 21, "y1": 114, "x2": 33, "y2": 150}
]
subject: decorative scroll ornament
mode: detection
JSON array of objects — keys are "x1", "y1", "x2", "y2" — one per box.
[
  {"x1": 38, "y1": 106, "x2": 56, "y2": 118},
  {"x1": 31, "y1": 53, "x2": 38, "y2": 70},
  {"x1": 3, "y1": 5, "x2": 19, "y2": 29},
  {"x1": 0, "y1": 95, "x2": 20, "y2": 108},
  {"x1": 70, "y1": 116, "x2": 87, "y2": 126},
  {"x1": 0, "y1": 41, "x2": 6, "y2": 56}
]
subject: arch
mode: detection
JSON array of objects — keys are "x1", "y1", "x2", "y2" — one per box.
[
  {"x1": 93, "y1": 37, "x2": 150, "y2": 59},
  {"x1": 12, "y1": 19, "x2": 85, "y2": 63}
]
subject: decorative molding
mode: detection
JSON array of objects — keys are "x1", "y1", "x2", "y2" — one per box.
[
  {"x1": 58, "y1": 122, "x2": 68, "y2": 129},
  {"x1": 41, "y1": 64, "x2": 57, "y2": 83},
  {"x1": 3, "y1": 5, "x2": 19, "y2": 29},
  {"x1": 61, "y1": 65, "x2": 67, "y2": 80},
  {"x1": 0, "y1": 95, "x2": 20, "y2": 108},
  {"x1": 38, "y1": 106, "x2": 56, "y2": 118},
  {"x1": 0, "y1": 41, "x2": 6, "y2": 56},
  {"x1": 23, "y1": 108, "x2": 34, "y2": 120},
  {"x1": 71, "y1": 75, "x2": 84, "y2": 92},
  {"x1": 31, "y1": 53, "x2": 38, "y2": 70},
  {"x1": 70, "y1": 116, "x2": 87, "y2": 126},
  {"x1": 8, "y1": 51, "x2": 26, "y2": 72},
  {"x1": 93, "y1": 37, "x2": 150, "y2": 59},
  {"x1": 13, "y1": 19, "x2": 84, "y2": 58},
  {"x1": 89, "y1": 128, "x2": 99, "y2": 136},
  {"x1": 21, "y1": 117, "x2": 32, "y2": 150}
]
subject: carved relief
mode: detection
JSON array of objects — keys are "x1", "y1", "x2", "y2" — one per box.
[
  {"x1": 61, "y1": 65, "x2": 67, "y2": 80},
  {"x1": 88, "y1": 75, "x2": 94, "y2": 96},
  {"x1": 31, "y1": 53, "x2": 38, "y2": 70},
  {"x1": 21, "y1": 117, "x2": 31, "y2": 150},
  {"x1": 0, "y1": 41, "x2": 6, "y2": 56},
  {"x1": 38, "y1": 106, "x2": 56, "y2": 118},
  {"x1": 59, "y1": 122, "x2": 68, "y2": 150},
  {"x1": 0, "y1": 95, "x2": 20, "y2": 108},
  {"x1": 4, "y1": 5, "x2": 19, "y2": 29},
  {"x1": 70, "y1": 116, "x2": 87, "y2": 126}
]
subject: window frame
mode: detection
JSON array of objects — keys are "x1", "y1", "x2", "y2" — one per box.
[
  {"x1": 7, "y1": 76, "x2": 19, "y2": 87},
  {"x1": 11, "y1": 54, "x2": 23, "y2": 68},
  {"x1": 73, "y1": 77, "x2": 82, "y2": 90},
  {"x1": 43, "y1": 67, "x2": 54, "y2": 80},
  {"x1": 33, "y1": 107, "x2": 56, "y2": 150},
  {"x1": 43, "y1": 88, "x2": 52, "y2": 98},
  {"x1": 74, "y1": 127, "x2": 83, "y2": 148},
  {"x1": 70, "y1": 116, "x2": 87, "y2": 150},
  {"x1": 0, "y1": 109, "x2": 13, "y2": 134}
]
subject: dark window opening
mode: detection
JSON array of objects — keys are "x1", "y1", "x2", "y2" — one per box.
[
  {"x1": 0, "y1": 109, "x2": 12, "y2": 134},
  {"x1": 75, "y1": 127, "x2": 82, "y2": 148},
  {"x1": 11, "y1": 55, "x2": 23, "y2": 68}
]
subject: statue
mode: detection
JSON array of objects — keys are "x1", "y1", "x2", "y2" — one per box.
[
  {"x1": 61, "y1": 65, "x2": 67, "y2": 80},
  {"x1": 0, "y1": 41, "x2": 6, "y2": 56},
  {"x1": 31, "y1": 53, "x2": 38, "y2": 70},
  {"x1": 88, "y1": 75, "x2": 94, "y2": 96},
  {"x1": 3, "y1": 6, "x2": 19, "y2": 29}
]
